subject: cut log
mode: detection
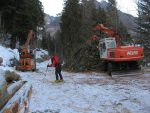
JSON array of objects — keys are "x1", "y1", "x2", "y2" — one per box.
[
  {"x1": 0, "y1": 80, "x2": 24, "y2": 110},
  {"x1": 1, "y1": 83, "x2": 32, "y2": 113}
]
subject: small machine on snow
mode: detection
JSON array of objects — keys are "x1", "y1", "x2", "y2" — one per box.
[
  {"x1": 92, "y1": 24, "x2": 144, "y2": 76},
  {"x1": 16, "y1": 30, "x2": 36, "y2": 71}
]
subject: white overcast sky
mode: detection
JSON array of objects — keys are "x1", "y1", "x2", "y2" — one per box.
[{"x1": 40, "y1": 0, "x2": 137, "y2": 17}]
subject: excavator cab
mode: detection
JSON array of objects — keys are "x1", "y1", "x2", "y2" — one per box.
[{"x1": 99, "y1": 38, "x2": 116, "y2": 59}]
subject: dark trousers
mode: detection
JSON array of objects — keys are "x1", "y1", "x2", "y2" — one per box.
[{"x1": 55, "y1": 71, "x2": 63, "y2": 80}]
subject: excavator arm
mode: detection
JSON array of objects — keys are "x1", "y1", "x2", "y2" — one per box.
[
  {"x1": 92, "y1": 24, "x2": 114, "y2": 36},
  {"x1": 92, "y1": 24, "x2": 120, "y2": 47},
  {"x1": 24, "y1": 30, "x2": 33, "y2": 49},
  {"x1": 22, "y1": 30, "x2": 33, "y2": 54}
]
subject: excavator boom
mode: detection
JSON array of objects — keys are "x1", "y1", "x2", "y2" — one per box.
[
  {"x1": 24, "y1": 30, "x2": 33, "y2": 49},
  {"x1": 93, "y1": 24, "x2": 114, "y2": 36},
  {"x1": 92, "y1": 24, "x2": 120, "y2": 47},
  {"x1": 22, "y1": 30, "x2": 33, "y2": 55}
]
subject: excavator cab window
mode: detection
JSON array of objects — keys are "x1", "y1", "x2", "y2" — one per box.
[
  {"x1": 102, "y1": 43, "x2": 106, "y2": 53},
  {"x1": 99, "y1": 42, "x2": 106, "y2": 55},
  {"x1": 102, "y1": 43, "x2": 106, "y2": 50},
  {"x1": 107, "y1": 40, "x2": 116, "y2": 48}
]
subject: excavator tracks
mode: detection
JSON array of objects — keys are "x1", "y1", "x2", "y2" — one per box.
[{"x1": 111, "y1": 70, "x2": 143, "y2": 77}]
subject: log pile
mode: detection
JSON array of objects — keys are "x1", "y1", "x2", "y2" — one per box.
[
  {"x1": 0, "y1": 70, "x2": 32, "y2": 113},
  {"x1": 0, "y1": 71, "x2": 22, "y2": 110},
  {"x1": 1, "y1": 83, "x2": 32, "y2": 113}
]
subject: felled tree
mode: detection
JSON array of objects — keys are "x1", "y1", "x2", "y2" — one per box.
[{"x1": 70, "y1": 39, "x2": 100, "y2": 72}]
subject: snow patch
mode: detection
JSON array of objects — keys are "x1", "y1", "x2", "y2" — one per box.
[
  {"x1": 36, "y1": 49, "x2": 48, "y2": 59},
  {"x1": 0, "y1": 46, "x2": 19, "y2": 66}
]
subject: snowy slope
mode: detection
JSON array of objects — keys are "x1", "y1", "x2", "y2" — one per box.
[
  {"x1": 0, "y1": 46, "x2": 48, "y2": 67},
  {"x1": 0, "y1": 46, "x2": 19, "y2": 66},
  {"x1": 36, "y1": 49, "x2": 48, "y2": 59}
]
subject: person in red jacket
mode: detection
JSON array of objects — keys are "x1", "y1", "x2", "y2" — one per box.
[{"x1": 47, "y1": 54, "x2": 63, "y2": 82}]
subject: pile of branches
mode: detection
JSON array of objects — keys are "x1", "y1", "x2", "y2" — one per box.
[{"x1": 69, "y1": 40, "x2": 101, "y2": 72}]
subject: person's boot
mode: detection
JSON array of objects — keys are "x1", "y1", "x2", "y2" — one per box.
[
  {"x1": 55, "y1": 80, "x2": 59, "y2": 83},
  {"x1": 59, "y1": 79, "x2": 64, "y2": 82}
]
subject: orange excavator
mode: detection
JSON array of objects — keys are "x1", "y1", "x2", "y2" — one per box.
[
  {"x1": 16, "y1": 30, "x2": 36, "y2": 71},
  {"x1": 92, "y1": 24, "x2": 144, "y2": 76}
]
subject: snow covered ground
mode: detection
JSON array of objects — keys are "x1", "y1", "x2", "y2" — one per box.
[
  {"x1": 0, "y1": 45, "x2": 150, "y2": 113},
  {"x1": 0, "y1": 46, "x2": 19, "y2": 66},
  {"x1": 17, "y1": 61, "x2": 150, "y2": 113}
]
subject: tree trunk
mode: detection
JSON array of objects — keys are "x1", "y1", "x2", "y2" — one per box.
[
  {"x1": 10, "y1": 36, "x2": 16, "y2": 49},
  {"x1": 0, "y1": 11, "x2": 2, "y2": 30}
]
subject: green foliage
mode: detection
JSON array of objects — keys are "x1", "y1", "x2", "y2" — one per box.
[
  {"x1": 106, "y1": 0, "x2": 118, "y2": 30},
  {"x1": 41, "y1": 32, "x2": 55, "y2": 55},
  {"x1": 96, "y1": 6, "x2": 107, "y2": 24},
  {"x1": 136, "y1": 0, "x2": 150, "y2": 49},
  {"x1": 60, "y1": 0, "x2": 82, "y2": 65},
  {"x1": 136, "y1": 0, "x2": 150, "y2": 63},
  {"x1": 80, "y1": 0, "x2": 97, "y2": 41},
  {"x1": 47, "y1": 37, "x2": 55, "y2": 55},
  {"x1": 54, "y1": 30, "x2": 63, "y2": 60},
  {"x1": 106, "y1": 0, "x2": 129, "y2": 42},
  {"x1": 0, "y1": 0, "x2": 44, "y2": 48},
  {"x1": 71, "y1": 39, "x2": 100, "y2": 72},
  {"x1": 41, "y1": 32, "x2": 49, "y2": 50}
]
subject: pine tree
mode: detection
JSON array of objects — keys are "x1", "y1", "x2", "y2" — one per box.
[
  {"x1": 96, "y1": 6, "x2": 107, "y2": 24},
  {"x1": 0, "y1": 0, "x2": 44, "y2": 48},
  {"x1": 106, "y1": 0, "x2": 128, "y2": 43},
  {"x1": 80, "y1": 0, "x2": 97, "y2": 41},
  {"x1": 41, "y1": 32, "x2": 48, "y2": 50},
  {"x1": 106, "y1": 0, "x2": 118, "y2": 30},
  {"x1": 137, "y1": 0, "x2": 150, "y2": 49},
  {"x1": 136, "y1": 0, "x2": 150, "y2": 63},
  {"x1": 60, "y1": 0, "x2": 82, "y2": 66}
]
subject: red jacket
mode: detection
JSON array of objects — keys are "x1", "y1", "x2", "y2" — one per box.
[{"x1": 48, "y1": 55, "x2": 58, "y2": 67}]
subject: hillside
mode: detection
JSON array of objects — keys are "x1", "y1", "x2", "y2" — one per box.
[
  {"x1": 97, "y1": 1, "x2": 137, "y2": 35},
  {"x1": 44, "y1": 14, "x2": 60, "y2": 37},
  {"x1": 45, "y1": 0, "x2": 137, "y2": 36}
]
